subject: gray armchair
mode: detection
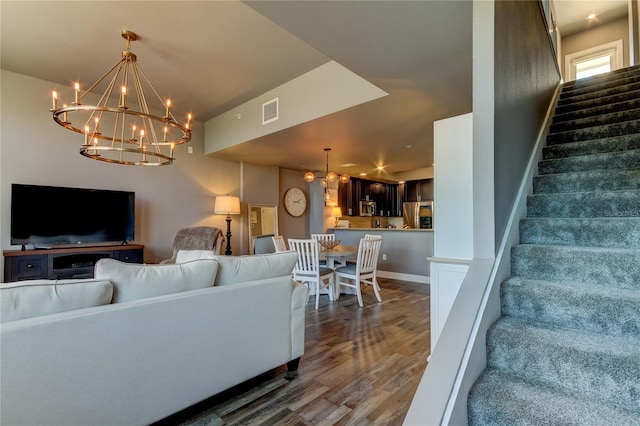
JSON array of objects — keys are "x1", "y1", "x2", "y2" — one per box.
[{"x1": 160, "y1": 226, "x2": 224, "y2": 264}]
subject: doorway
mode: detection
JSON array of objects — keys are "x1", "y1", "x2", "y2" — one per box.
[{"x1": 564, "y1": 39, "x2": 623, "y2": 81}]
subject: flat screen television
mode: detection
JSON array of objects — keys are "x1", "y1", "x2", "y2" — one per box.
[{"x1": 11, "y1": 184, "x2": 135, "y2": 246}]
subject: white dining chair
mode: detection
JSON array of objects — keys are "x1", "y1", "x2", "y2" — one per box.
[
  {"x1": 334, "y1": 236, "x2": 383, "y2": 307},
  {"x1": 347, "y1": 234, "x2": 382, "y2": 265},
  {"x1": 288, "y1": 238, "x2": 335, "y2": 309},
  {"x1": 311, "y1": 233, "x2": 336, "y2": 266},
  {"x1": 311, "y1": 233, "x2": 335, "y2": 242},
  {"x1": 272, "y1": 235, "x2": 288, "y2": 252}
]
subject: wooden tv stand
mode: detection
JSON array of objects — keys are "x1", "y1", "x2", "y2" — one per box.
[{"x1": 3, "y1": 244, "x2": 144, "y2": 283}]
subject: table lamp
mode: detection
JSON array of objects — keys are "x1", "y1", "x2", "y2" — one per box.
[
  {"x1": 214, "y1": 195, "x2": 241, "y2": 255},
  {"x1": 331, "y1": 207, "x2": 343, "y2": 227}
]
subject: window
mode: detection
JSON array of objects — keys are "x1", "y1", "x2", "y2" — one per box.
[
  {"x1": 565, "y1": 39, "x2": 623, "y2": 81},
  {"x1": 575, "y1": 55, "x2": 611, "y2": 79}
]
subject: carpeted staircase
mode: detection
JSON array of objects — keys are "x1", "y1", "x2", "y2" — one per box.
[{"x1": 468, "y1": 66, "x2": 640, "y2": 424}]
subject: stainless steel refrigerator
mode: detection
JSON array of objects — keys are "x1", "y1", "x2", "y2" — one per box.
[{"x1": 403, "y1": 201, "x2": 434, "y2": 229}]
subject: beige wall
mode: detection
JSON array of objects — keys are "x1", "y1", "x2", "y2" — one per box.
[
  {"x1": 561, "y1": 17, "x2": 630, "y2": 77},
  {"x1": 0, "y1": 70, "x2": 282, "y2": 270},
  {"x1": 277, "y1": 168, "x2": 311, "y2": 242}
]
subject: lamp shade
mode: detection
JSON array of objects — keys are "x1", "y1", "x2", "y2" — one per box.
[
  {"x1": 331, "y1": 207, "x2": 343, "y2": 217},
  {"x1": 214, "y1": 195, "x2": 241, "y2": 215}
]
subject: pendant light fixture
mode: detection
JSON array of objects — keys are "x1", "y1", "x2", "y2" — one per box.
[
  {"x1": 304, "y1": 148, "x2": 350, "y2": 202},
  {"x1": 50, "y1": 30, "x2": 192, "y2": 166}
]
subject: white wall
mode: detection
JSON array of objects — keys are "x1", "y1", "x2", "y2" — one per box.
[
  {"x1": 0, "y1": 70, "x2": 248, "y2": 269},
  {"x1": 433, "y1": 113, "x2": 474, "y2": 260},
  {"x1": 561, "y1": 17, "x2": 630, "y2": 77}
]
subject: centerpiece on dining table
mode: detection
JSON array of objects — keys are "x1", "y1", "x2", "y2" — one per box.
[{"x1": 318, "y1": 239, "x2": 340, "y2": 250}]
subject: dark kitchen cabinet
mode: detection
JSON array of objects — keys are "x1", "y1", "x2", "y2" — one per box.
[
  {"x1": 403, "y1": 179, "x2": 433, "y2": 202},
  {"x1": 404, "y1": 181, "x2": 419, "y2": 202},
  {"x1": 338, "y1": 178, "x2": 401, "y2": 216}
]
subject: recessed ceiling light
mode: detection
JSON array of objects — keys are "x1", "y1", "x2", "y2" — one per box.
[
  {"x1": 377, "y1": 165, "x2": 384, "y2": 171},
  {"x1": 406, "y1": 145, "x2": 412, "y2": 149},
  {"x1": 587, "y1": 13, "x2": 597, "y2": 20},
  {"x1": 359, "y1": 172, "x2": 367, "y2": 176},
  {"x1": 340, "y1": 163, "x2": 358, "y2": 167}
]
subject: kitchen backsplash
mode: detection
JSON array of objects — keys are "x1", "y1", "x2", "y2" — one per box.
[{"x1": 336, "y1": 216, "x2": 404, "y2": 229}]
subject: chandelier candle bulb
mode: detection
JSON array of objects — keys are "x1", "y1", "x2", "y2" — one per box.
[
  {"x1": 131, "y1": 125, "x2": 136, "y2": 140},
  {"x1": 94, "y1": 117, "x2": 100, "y2": 133},
  {"x1": 139, "y1": 129, "x2": 144, "y2": 148},
  {"x1": 74, "y1": 82, "x2": 80, "y2": 104},
  {"x1": 170, "y1": 142, "x2": 174, "y2": 158},
  {"x1": 52, "y1": 91, "x2": 57, "y2": 110},
  {"x1": 163, "y1": 126, "x2": 168, "y2": 141},
  {"x1": 84, "y1": 126, "x2": 89, "y2": 145},
  {"x1": 165, "y1": 99, "x2": 171, "y2": 117},
  {"x1": 120, "y1": 86, "x2": 126, "y2": 108},
  {"x1": 62, "y1": 104, "x2": 68, "y2": 123}
]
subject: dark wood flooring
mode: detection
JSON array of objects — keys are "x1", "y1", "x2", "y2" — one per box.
[{"x1": 158, "y1": 278, "x2": 430, "y2": 426}]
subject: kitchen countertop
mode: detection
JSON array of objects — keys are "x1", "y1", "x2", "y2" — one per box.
[{"x1": 329, "y1": 227, "x2": 433, "y2": 232}]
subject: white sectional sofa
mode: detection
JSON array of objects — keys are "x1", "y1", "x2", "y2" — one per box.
[{"x1": 0, "y1": 251, "x2": 308, "y2": 426}]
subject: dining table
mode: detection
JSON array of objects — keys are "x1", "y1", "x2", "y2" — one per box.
[{"x1": 319, "y1": 244, "x2": 358, "y2": 269}]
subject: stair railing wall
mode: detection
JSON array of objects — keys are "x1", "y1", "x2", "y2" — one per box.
[
  {"x1": 404, "y1": 2, "x2": 563, "y2": 424},
  {"x1": 404, "y1": 82, "x2": 564, "y2": 425},
  {"x1": 443, "y1": 81, "x2": 564, "y2": 424}
]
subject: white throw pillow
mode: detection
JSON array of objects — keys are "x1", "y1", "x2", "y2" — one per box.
[
  {"x1": 95, "y1": 258, "x2": 219, "y2": 303},
  {"x1": 212, "y1": 251, "x2": 297, "y2": 286},
  {"x1": 175, "y1": 249, "x2": 216, "y2": 264},
  {"x1": 0, "y1": 279, "x2": 114, "y2": 323}
]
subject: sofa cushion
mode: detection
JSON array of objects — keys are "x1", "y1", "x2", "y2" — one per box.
[
  {"x1": 0, "y1": 279, "x2": 114, "y2": 323},
  {"x1": 212, "y1": 251, "x2": 297, "y2": 286},
  {"x1": 95, "y1": 258, "x2": 218, "y2": 303},
  {"x1": 175, "y1": 249, "x2": 216, "y2": 264}
]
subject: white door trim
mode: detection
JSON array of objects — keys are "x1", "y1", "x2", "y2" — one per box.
[{"x1": 565, "y1": 39, "x2": 624, "y2": 81}]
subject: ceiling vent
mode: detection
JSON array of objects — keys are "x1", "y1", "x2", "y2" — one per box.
[{"x1": 262, "y1": 98, "x2": 279, "y2": 125}]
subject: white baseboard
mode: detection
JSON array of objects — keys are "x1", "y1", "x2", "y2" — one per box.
[{"x1": 377, "y1": 270, "x2": 429, "y2": 284}]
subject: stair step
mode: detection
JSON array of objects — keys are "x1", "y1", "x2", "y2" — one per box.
[
  {"x1": 534, "y1": 169, "x2": 640, "y2": 194},
  {"x1": 542, "y1": 133, "x2": 640, "y2": 160},
  {"x1": 511, "y1": 244, "x2": 640, "y2": 288},
  {"x1": 486, "y1": 318, "x2": 640, "y2": 409},
  {"x1": 560, "y1": 74, "x2": 640, "y2": 103},
  {"x1": 547, "y1": 119, "x2": 640, "y2": 145},
  {"x1": 501, "y1": 277, "x2": 640, "y2": 338},
  {"x1": 551, "y1": 107, "x2": 640, "y2": 134},
  {"x1": 538, "y1": 149, "x2": 640, "y2": 175},
  {"x1": 526, "y1": 189, "x2": 640, "y2": 218},
  {"x1": 472, "y1": 68, "x2": 640, "y2": 423},
  {"x1": 552, "y1": 98, "x2": 640, "y2": 128},
  {"x1": 562, "y1": 65, "x2": 640, "y2": 92},
  {"x1": 560, "y1": 80, "x2": 640, "y2": 107},
  {"x1": 555, "y1": 89, "x2": 640, "y2": 117},
  {"x1": 519, "y1": 217, "x2": 640, "y2": 249},
  {"x1": 468, "y1": 370, "x2": 640, "y2": 426},
  {"x1": 470, "y1": 67, "x2": 640, "y2": 423}
]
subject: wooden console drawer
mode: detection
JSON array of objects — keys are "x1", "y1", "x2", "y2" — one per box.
[
  {"x1": 114, "y1": 249, "x2": 143, "y2": 263},
  {"x1": 6, "y1": 255, "x2": 47, "y2": 281}
]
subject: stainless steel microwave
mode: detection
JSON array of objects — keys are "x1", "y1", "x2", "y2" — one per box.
[{"x1": 359, "y1": 200, "x2": 376, "y2": 216}]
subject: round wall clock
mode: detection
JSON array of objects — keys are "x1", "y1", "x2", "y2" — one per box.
[{"x1": 284, "y1": 187, "x2": 307, "y2": 217}]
